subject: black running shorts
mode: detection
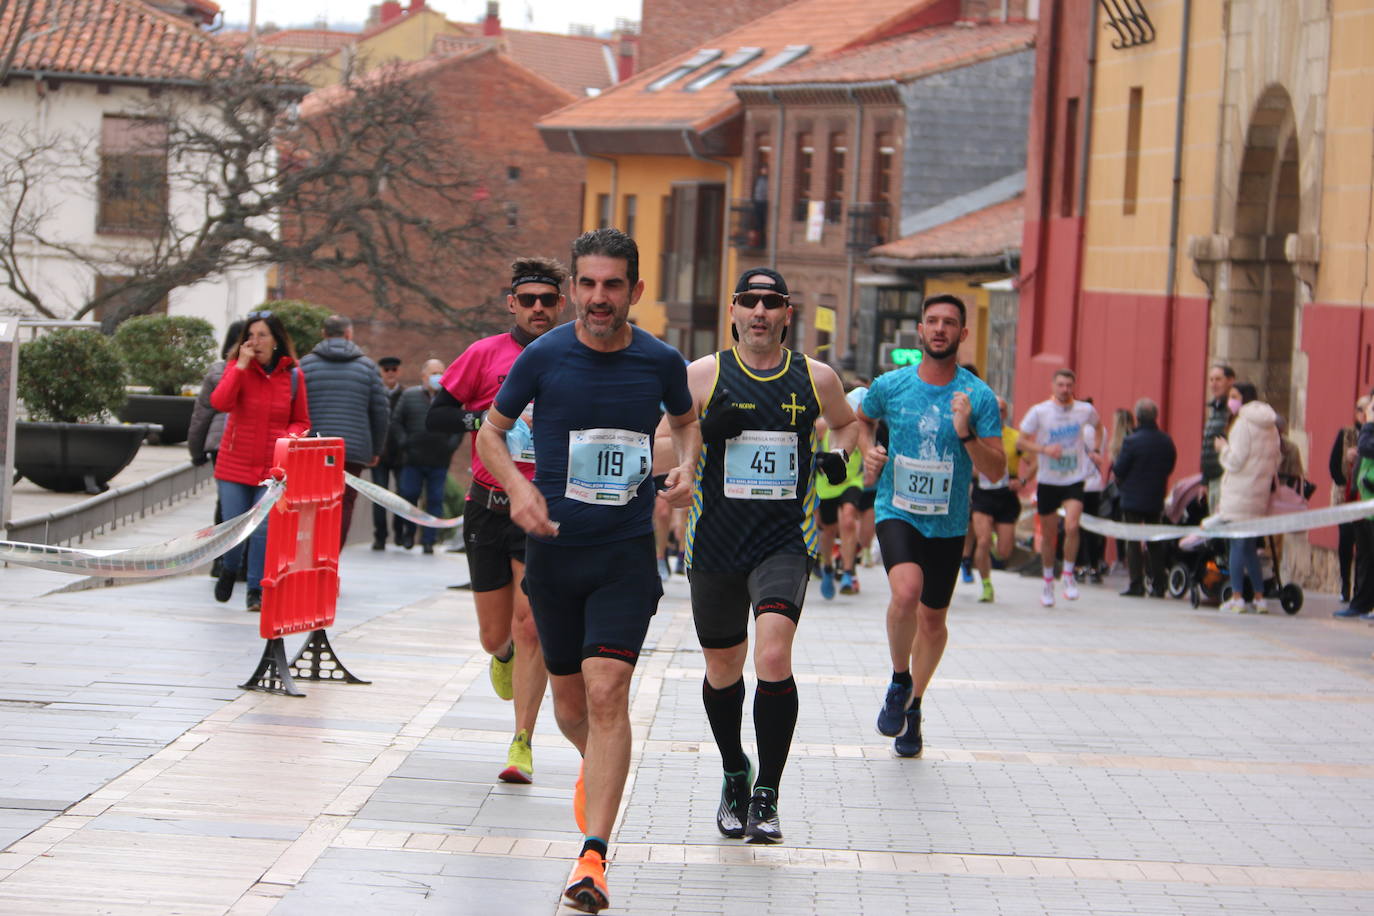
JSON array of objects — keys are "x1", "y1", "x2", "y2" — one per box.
[
  {"x1": 524, "y1": 534, "x2": 662, "y2": 677},
  {"x1": 1036, "y1": 481, "x2": 1086, "y2": 517},
  {"x1": 875, "y1": 519, "x2": 965, "y2": 610},
  {"x1": 818, "y1": 486, "x2": 863, "y2": 526},
  {"x1": 463, "y1": 499, "x2": 527, "y2": 592},
  {"x1": 688, "y1": 553, "x2": 811, "y2": 650},
  {"x1": 971, "y1": 486, "x2": 1021, "y2": 525},
  {"x1": 857, "y1": 488, "x2": 877, "y2": 512}
]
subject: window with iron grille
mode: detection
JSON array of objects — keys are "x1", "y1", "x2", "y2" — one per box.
[{"x1": 98, "y1": 116, "x2": 168, "y2": 235}]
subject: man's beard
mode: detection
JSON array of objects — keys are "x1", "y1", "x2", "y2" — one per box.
[{"x1": 923, "y1": 339, "x2": 958, "y2": 360}]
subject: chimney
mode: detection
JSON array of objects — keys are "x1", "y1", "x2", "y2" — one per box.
[
  {"x1": 483, "y1": 1, "x2": 501, "y2": 37},
  {"x1": 379, "y1": 1, "x2": 403, "y2": 24},
  {"x1": 616, "y1": 33, "x2": 637, "y2": 82}
]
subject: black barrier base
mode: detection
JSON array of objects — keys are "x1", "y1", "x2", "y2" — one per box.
[
  {"x1": 240, "y1": 637, "x2": 305, "y2": 697},
  {"x1": 289, "y1": 629, "x2": 371, "y2": 684}
]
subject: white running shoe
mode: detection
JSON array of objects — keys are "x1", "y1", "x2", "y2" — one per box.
[
  {"x1": 1219, "y1": 596, "x2": 1246, "y2": 613},
  {"x1": 1041, "y1": 580, "x2": 1055, "y2": 607},
  {"x1": 1248, "y1": 598, "x2": 1269, "y2": 615},
  {"x1": 1062, "y1": 575, "x2": 1079, "y2": 601}
]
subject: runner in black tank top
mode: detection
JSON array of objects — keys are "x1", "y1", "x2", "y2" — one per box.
[
  {"x1": 684, "y1": 267, "x2": 858, "y2": 845},
  {"x1": 686, "y1": 347, "x2": 820, "y2": 572}
]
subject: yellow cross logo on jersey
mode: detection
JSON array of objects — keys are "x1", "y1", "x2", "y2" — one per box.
[{"x1": 781, "y1": 392, "x2": 806, "y2": 425}]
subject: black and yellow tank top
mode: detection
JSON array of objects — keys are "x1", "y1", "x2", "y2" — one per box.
[{"x1": 686, "y1": 348, "x2": 821, "y2": 572}]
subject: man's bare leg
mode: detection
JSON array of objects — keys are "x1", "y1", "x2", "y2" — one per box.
[{"x1": 508, "y1": 559, "x2": 546, "y2": 737}]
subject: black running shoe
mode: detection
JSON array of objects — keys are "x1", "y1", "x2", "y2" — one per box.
[
  {"x1": 745, "y1": 787, "x2": 782, "y2": 844},
  {"x1": 893, "y1": 706, "x2": 923, "y2": 758},
  {"x1": 876, "y1": 680, "x2": 913, "y2": 736},
  {"x1": 716, "y1": 759, "x2": 753, "y2": 838}
]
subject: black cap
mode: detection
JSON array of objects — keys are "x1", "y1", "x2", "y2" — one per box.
[
  {"x1": 378, "y1": 356, "x2": 401, "y2": 368},
  {"x1": 733, "y1": 267, "x2": 789, "y2": 297}
]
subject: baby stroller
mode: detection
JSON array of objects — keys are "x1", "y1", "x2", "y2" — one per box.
[{"x1": 1161, "y1": 474, "x2": 1303, "y2": 613}]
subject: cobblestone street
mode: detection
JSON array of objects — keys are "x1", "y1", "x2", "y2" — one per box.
[{"x1": 2, "y1": 497, "x2": 1374, "y2": 914}]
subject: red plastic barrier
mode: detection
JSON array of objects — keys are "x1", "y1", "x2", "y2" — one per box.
[{"x1": 259, "y1": 437, "x2": 344, "y2": 639}]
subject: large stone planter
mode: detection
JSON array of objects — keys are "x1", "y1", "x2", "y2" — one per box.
[
  {"x1": 116, "y1": 393, "x2": 195, "y2": 445},
  {"x1": 14, "y1": 421, "x2": 158, "y2": 494}
]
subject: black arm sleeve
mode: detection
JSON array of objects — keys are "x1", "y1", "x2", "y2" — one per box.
[{"x1": 426, "y1": 386, "x2": 468, "y2": 435}]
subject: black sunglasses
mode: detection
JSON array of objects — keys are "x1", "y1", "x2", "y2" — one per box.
[
  {"x1": 246, "y1": 309, "x2": 273, "y2": 320},
  {"x1": 514, "y1": 292, "x2": 559, "y2": 309},
  {"x1": 734, "y1": 292, "x2": 788, "y2": 310}
]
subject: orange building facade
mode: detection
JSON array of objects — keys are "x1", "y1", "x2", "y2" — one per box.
[{"x1": 1017, "y1": 0, "x2": 1374, "y2": 582}]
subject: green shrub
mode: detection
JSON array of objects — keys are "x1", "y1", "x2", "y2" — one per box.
[
  {"x1": 19, "y1": 328, "x2": 128, "y2": 423},
  {"x1": 113, "y1": 314, "x2": 216, "y2": 395},
  {"x1": 257, "y1": 300, "x2": 332, "y2": 358}
]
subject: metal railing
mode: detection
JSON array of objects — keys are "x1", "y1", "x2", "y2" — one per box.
[{"x1": 6, "y1": 460, "x2": 213, "y2": 547}]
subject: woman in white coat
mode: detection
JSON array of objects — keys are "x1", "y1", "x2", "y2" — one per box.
[{"x1": 1212, "y1": 381, "x2": 1281, "y2": 612}]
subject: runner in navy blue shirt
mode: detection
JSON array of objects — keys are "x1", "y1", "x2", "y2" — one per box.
[{"x1": 476, "y1": 229, "x2": 699, "y2": 914}]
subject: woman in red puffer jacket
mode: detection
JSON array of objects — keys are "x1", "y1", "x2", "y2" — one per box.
[{"x1": 210, "y1": 311, "x2": 310, "y2": 611}]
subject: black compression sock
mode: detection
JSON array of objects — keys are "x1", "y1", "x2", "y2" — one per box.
[
  {"x1": 892, "y1": 670, "x2": 913, "y2": 688},
  {"x1": 581, "y1": 837, "x2": 608, "y2": 858},
  {"x1": 754, "y1": 676, "x2": 798, "y2": 792},
  {"x1": 702, "y1": 676, "x2": 748, "y2": 774}
]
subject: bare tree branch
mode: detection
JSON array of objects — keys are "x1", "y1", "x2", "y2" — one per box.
[{"x1": 0, "y1": 56, "x2": 505, "y2": 331}]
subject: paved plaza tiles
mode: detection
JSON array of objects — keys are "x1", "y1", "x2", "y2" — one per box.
[{"x1": 2, "y1": 500, "x2": 1374, "y2": 914}]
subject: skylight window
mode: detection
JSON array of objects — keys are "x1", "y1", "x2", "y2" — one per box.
[
  {"x1": 744, "y1": 44, "x2": 811, "y2": 77},
  {"x1": 646, "y1": 49, "x2": 722, "y2": 91},
  {"x1": 684, "y1": 47, "x2": 764, "y2": 91}
]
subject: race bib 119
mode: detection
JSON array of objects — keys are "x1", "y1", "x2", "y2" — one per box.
[{"x1": 566, "y1": 428, "x2": 651, "y2": 506}]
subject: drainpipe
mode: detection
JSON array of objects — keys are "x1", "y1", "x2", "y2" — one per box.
[
  {"x1": 1160, "y1": 0, "x2": 1192, "y2": 425},
  {"x1": 567, "y1": 130, "x2": 617, "y2": 231},
  {"x1": 1067, "y1": 0, "x2": 1098, "y2": 373},
  {"x1": 683, "y1": 129, "x2": 734, "y2": 349},
  {"x1": 767, "y1": 88, "x2": 785, "y2": 270},
  {"x1": 845, "y1": 86, "x2": 865, "y2": 370}
]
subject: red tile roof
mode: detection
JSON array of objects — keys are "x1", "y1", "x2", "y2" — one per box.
[
  {"x1": 0, "y1": 0, "x2": 234, "y2": 83},
  {"x1": 433, "y1": 29, "x2": 616, "y2": 97},
  {"x1": 538, "y1": 0, "x2": 944, "y2": 135},
  {"x1": 739, "y1": 21, "x2": 1035, "y2": 88},
  {"x1": 869, "y1": 194, "x2": 1023, "y2": 262}
]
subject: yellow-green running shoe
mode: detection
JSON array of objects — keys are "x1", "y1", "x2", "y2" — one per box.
[
  {"x1": 499, "y1": 729, "x2": 533, "y2": 784},
  {"x1": 489, "y1": 645, "x2": 515, "y2": 700},
  {"x1": 979, "y1": 579, "x2": 994, "y2": 603}
]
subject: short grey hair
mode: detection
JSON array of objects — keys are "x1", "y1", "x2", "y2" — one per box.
[
  {"x1": 323, "y1": 314, "x2": 352, "y2": 338},
  {"x1": 1134, "y1": 397, "x2": 1158, "y2": 425}
]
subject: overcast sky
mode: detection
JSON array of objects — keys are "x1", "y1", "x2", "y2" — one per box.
[{"x1": 216, "y1": 0, "x2": 643, "y2": 35}]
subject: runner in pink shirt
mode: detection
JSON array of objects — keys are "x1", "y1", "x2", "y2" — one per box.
[{"x1": 427, "y1": 256, "x2": 566, "y2": 784}]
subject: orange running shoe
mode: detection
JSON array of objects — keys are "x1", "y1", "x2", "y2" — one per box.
[
  {"x1": 564, "y1": 850, "x2": 609, "y2": 913},
  {"x1": 573, "y1": 761, "x2": 587, "y2": 834}
]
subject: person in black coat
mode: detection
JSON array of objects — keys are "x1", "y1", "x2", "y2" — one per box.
[
  {"x1": 1329, "y1": 395, "x2": 1369, "y2": 602},
  {"x1": 1112, "y1": 397, "x2": 1177, "y2": 597},
  {"x1": 371, "y1": 356, "x2": 407, "y2": 550},
  {"x1": 392, "y1": 358, "x2": 463, "y2": 554}
]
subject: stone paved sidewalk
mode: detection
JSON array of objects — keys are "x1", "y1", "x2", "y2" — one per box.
[{"x1": 2, "y1": 515, "x2": 1374, "y2": 914}]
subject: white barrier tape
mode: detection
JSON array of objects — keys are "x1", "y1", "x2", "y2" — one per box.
[
  {"x1": 345, "y1": 473, "x2": 464, "y2": 529},
  {"x1": 1073, "y1": 498, "x2": 1374, "y2": 542},
  {"x1": 0, "y1": 478, "x2": 286, "y2": 577}
]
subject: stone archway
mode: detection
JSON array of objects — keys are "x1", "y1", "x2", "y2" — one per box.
[
  {"x1": 1190, "y1": 0, "x2": 1329, "y2": 441},
  {"x1": 1223, "y1": 85, "x2": 1300, "y2": 417}
]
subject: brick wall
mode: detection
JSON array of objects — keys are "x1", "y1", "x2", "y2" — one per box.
[
  {"x1": 959, "y1": 0, "x2": 1033, "y2": 19},
  {"x1": 639, "y1": 0, "x2": 794, "y2": 70},
  {"x1": 282, "y1": 49, "x2": 584, "y2": 374}
]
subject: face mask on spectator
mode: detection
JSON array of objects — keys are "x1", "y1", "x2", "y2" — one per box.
[
  {"x1": 1227, "y1": 396, "x2": 1243, "y2": 415},
  {"x1": 428, "y1": 373, "x2": 443, "y2": 390}
]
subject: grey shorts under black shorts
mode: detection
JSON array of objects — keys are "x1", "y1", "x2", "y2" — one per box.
[{"x1": 687, "y1": 553, "x2": 811, "y2": 650}]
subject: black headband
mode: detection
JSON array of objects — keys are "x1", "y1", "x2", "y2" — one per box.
[{"x1": 511, "y1": 274, "x2": 561, "y2": 290}]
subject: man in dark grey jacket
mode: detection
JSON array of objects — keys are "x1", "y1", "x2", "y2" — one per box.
[
  {"x1": 1113, "y1": 397, "x2": 1177, "y2": 597},
  {"x1": 392, "y1": 359, "x2": 462, "y2": 554},
  {"x1": 299, "y1": 314, "x2": 390, "y2": 548}
]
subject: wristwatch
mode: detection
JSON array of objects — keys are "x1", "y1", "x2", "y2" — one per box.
[{"x1": 959, "y1": 430, "x2": 976, "y2": 443}]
